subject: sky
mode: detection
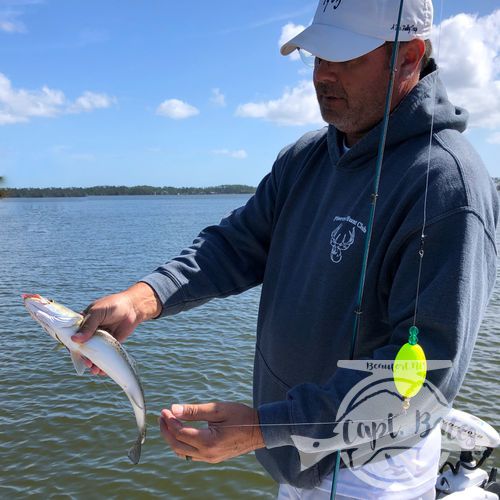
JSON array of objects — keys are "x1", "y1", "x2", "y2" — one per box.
[{"x1": 1, "y1": 0, "x2": 499, "y2": 188}]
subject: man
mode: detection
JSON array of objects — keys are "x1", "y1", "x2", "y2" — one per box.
[{"x1": 73, "y1": 0, "x2": 498, "y2": 498}]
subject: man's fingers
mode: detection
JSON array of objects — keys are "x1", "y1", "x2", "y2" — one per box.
[
  {"x1": 160, "y1": 403, "x2": 262, "y2": 463},
  {"x1": 161, "y1": 409, "x2": 213, "y2": 447},
  {"x1": 80, "y1": 355, "x2": 107, "y2": 376},
  {"x1": 159, "y1": 417, "x2": 199, "y2": 456},
  {"x1": 81, "y1": 356, "x2": 93, "y2": 368},
  {"x1": 90, "y1": 364, "x2": 107, "y2": 376}
]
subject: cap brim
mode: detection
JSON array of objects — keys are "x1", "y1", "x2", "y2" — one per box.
[{"x1": 280, "y1": 23, "x2": 385, "y2": 63}]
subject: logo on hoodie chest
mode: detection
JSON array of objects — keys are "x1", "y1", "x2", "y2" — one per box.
[{"x1": 330, "y1": 215, "x2": 366, "y2": 264}]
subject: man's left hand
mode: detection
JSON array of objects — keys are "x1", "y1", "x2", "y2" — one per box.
[{"x1": 159, "y1": 402, "x2": 265, "y2": 463}]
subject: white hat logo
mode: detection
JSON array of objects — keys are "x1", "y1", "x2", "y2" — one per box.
[{"x1": 322, "y1": 0, "x2": 342, "y2": 12}]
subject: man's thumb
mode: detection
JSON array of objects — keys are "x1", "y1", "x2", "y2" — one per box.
[
  {"x1": 171, "y1": 404, "x2": 185, "y2": 417},
  {"x1": 72, "y1": 314, "x2": 97, "y2": 343},
  {"x1": 171, "y1": 402, "x2": 222, "y2": 421}
]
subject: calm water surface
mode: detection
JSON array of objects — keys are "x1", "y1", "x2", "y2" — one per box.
[{"x1": 0, "y1": 195, "x2": 498, "y2": 499}]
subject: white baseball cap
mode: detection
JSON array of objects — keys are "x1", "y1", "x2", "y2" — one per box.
[{"x1": 281, "y1": 0, "x2": 433, "y2": 62}]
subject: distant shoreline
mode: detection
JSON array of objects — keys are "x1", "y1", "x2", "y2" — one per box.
[
  {"x1": 3, "y1": 180, "x2": 500, "y2": 198},
  {"x1": 0, "y1": 184, "x2": 256, "y2": 198}
]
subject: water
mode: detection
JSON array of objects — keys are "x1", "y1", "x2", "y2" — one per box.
[{"x1": 0, "y1": 195, "x2": 498, "y2": 499}]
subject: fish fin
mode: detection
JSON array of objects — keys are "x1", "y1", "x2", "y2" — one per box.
[
  {"x1": 69, "y1": 350, "x2": 87, "y2": 376},
  {"x1": 52, "y1": 342, "x2": 66, "y2": 352},
  {"x1": 127, "y1": 434, "x2": 143, "y2": 465}
]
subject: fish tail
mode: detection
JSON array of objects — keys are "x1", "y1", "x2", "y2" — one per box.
[{"x1": 127, "y1": 434, "x2": 143, "y2": 465}]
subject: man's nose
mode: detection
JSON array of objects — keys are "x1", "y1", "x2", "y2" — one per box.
[{"x1": 314, "y1": 58, "x2": 341, "y2": 81}]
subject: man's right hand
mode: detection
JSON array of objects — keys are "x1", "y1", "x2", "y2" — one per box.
[{"x1": 71, "y1": 282, "x2": 162, "y2": 375}]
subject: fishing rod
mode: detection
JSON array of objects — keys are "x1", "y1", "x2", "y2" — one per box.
[{"x1": 328, "y1": 0, "x2": 407, "y2": 498}]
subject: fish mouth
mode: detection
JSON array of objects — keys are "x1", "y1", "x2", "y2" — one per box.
[
  {"x1": 22, "y1": 295, "x2": 62, "y2": 340},
  {"x1": 22, "y1": 294, "x2": 55, "y2": 313},
  {"x1": 22, "y1": 294, "x2": 51, "y2": 323},
  {"x1": 22, "y1": 294, "x2": 81, "y2": 331},
  {"x1": 22, "y1": 293, "x2": 48, "y2": 303},
  {"x1": 22, "y1": 293, "x2": 41, "y2": 299}
]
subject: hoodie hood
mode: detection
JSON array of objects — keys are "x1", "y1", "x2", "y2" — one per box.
[{"x1": 328, "y1": 68, "x2": 469, "y2": 169}]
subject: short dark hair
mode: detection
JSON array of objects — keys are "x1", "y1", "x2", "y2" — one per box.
[{"x1": 422, "y1": 39, "x2": 433, "y2": 70}]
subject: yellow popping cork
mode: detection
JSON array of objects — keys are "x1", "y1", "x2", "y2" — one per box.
[{"x1": 393, "y1": 326, "x2": 427, "y2": 410}]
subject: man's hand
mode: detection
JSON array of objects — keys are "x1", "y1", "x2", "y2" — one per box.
[
  {"x1": 71, "y1": 282, "x2": 162, "y2": 375},
  {"x1": 159, "y1": 402, "x2": 265, "y2": 463}
]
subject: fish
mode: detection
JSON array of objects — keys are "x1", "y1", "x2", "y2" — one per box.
[{"x1": 22, "y1": 293, "x2": 146, "y2": 464}]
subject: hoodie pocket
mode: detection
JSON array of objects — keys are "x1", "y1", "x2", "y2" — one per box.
[{"x1": 254, "y1": 344, "x2": 291, "y2": 405}]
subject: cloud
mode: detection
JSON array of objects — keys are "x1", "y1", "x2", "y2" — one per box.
[
  {"x1": 0, "y1": 73, "x2": 116, "y2": 125},
  {"x1": 434, "y1": 10, "x2": 500, "y2": 129},
  {"x1": 1, "y1": 1, "x2": 44, "y2": 5},
  {"x1": 236, "y1": 80, "x2": 323, "y2": 126},
  {"x1": 156, "y1": 99, "x2": 199, "y2": 119},
  {"x1": 0, "y1": 19, "x2": 25, "y2": 33},
  {"x1": 212, "y1": 149, "x2": 248, "y2": 160},
  {"x1": 68, "y1": 91, "x2": 116, "y2": 113},
  {"x1": 279, "y1": 23, "x2": 306, "y2": 61},
  {"x1": 0, "y1": 0, "x2": 43, "y2": 34},
  {"x1": 210, "y1": 88, "x2": 226, "y2": 107}
]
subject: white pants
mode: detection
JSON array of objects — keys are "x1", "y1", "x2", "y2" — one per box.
[
  {"x1": 277, "y1": 482, "x2": 436, "y2": 500},
  {"x1": 277, "y1": 426, "x2": 440, "y2": 500}
]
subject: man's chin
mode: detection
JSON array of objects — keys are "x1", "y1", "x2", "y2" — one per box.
[{"x1": 319, "y1": 112, "x2": 348, "y2": 131}]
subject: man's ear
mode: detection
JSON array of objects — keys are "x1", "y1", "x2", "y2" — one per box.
[{"x1": 398, "y1": 39, "x2": 426, "y2": 80}]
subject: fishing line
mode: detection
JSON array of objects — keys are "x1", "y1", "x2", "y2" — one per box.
[
  {"x1": 96, "y1": 377, "x2": 124, "y2": 401},
  {"x1": 412, "y1": 0, "x2": 444, "y2": 329},
  {"x1": 213, "y1": 412, "x2": 407, "y2": 429},
  {"x1": 390, "y1": 0, "x2": 445, "y2": 422}
]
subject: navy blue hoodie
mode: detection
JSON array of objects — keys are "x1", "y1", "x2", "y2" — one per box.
[{"x1": 142, "y1": 70, "x2": 498, "y2": 488}]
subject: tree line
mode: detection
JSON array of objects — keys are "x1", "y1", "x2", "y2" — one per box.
[
  {"x1": 2, "y1": 179, "x2": 500, "y2": 198},
  {"x1": 0, "y1": 184, "x2": 256, "y2": 198}
]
